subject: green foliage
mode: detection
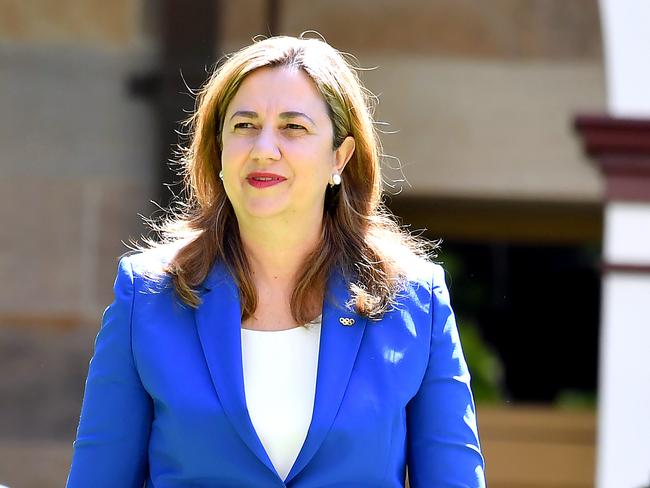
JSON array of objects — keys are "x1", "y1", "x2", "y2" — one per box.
[
  {"x1": 555, "y1": 389, "x2": 597, "y2": 410},
  {"x1": 435, "y1": 251, "x2": 505, "y2": 403},
  {"x1": 457, "y1": 316, "x2": 504, "y2": 403}
]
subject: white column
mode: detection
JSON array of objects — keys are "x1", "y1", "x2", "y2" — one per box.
[
  {"x1": 597, "y1": 2, "x2": 650, "y2": 486},
  {"x1": 597, "y1": 203, "x2": 650, "y2": 488},
  {"x1": 599, "y1": 0, "x2": 650, "y2": 117}
]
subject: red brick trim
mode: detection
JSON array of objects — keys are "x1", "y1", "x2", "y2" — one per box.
[
  {"x1": 600, "y1": 261, "x2": 650, "y2": 274},
  {"x1": 575, "y1": 115, "x2": 650, "y2": 202}
]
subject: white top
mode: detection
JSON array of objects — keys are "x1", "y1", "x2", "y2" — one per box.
[{"x1": 240, "y1": 315, "x2": 322, "y2": 481}]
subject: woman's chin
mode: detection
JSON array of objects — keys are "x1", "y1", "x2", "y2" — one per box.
[{"x1": 240, "y1": 202, "x2": 289, "y2": 220}]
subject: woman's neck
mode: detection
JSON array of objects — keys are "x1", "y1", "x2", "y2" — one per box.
[{"x1": 237, "y1": 216, "x2": 323, "y2": 288}]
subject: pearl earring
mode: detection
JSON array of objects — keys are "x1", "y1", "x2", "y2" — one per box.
[
  {"x1": 329, "y1": 172, "x2": 341, "y2": 187},
  {"x1": 219, "y1": 170, "x2": 224, "y2": 180}
]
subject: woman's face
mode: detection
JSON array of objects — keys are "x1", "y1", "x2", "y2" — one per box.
[{"x1": 220, "y1": 66, "x2": 354, "y2": 223}]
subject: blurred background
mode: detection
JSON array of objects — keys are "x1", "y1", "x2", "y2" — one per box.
[{"x1": 1, "y1": 1, "x2": 649, "y2": 487}]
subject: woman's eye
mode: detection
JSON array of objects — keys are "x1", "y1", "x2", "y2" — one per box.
[
  {"x1": 285, "y1": 123, "x2": 306, "y2": 131},
  {"x1": 234, "y1": 122, "x2": 255, "y2": 130}
]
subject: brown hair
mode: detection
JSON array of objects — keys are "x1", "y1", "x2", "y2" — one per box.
[{"x1": 142, "y1": 35, "x2": 439, "y2": 324}]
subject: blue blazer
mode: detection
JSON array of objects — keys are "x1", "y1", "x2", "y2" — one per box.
[{"x1": 67, "y1": 252, "x2": 485, "y2": 487}]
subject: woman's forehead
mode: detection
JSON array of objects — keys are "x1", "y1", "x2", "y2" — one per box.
[{"x1": 226, "y1": 67, "x2": 329, "y2": 119}]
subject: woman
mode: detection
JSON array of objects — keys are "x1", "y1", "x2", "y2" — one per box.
[{"x1": 67, "y1": 35, "x2": 485, "y2": 487}]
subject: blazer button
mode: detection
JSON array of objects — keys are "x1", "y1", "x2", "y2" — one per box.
[{"x1": 339, "y1": 317, "x2": 355, "y2": 326}]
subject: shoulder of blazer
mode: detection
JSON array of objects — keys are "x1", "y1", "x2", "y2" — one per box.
[
  {"x1": 120, "y1": 246, "x2": 234, "y2": 304},
  {"x1": 119, "y1": 247, "x2": 177, "y2": 292},
  {"x1": 388, "y1": 258, "x2": 446, "y2": 317},
  {"x1": 400, "y1": 256, "x2": 446, "y2": 289}
]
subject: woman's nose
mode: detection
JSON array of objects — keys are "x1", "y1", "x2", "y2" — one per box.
[{"x1": 250, "y1": 126, "x2": 281, "y2": 161}]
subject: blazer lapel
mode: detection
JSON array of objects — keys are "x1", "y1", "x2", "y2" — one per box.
[
  {"x1": 195, "y1": 260, "x2": 367, "y2": 483},
  {"x1": 194, "y1": 261, "x2": 279, "y2": 477},
  {"x1": 284, "y1": 268, "x2": 367, "y2": 483}
]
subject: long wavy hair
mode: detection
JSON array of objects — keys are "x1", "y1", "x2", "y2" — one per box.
[{"x1": 142, "y1": 35, "x2": 439, "y2": 324}]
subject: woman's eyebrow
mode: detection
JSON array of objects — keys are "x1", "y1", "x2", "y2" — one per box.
[
  {"x1": 229, "y1": 110, "x2": 317, "y2": 127},
  {"x1": 229, "y1": 110, "x2": 257, "y2": 122},
  {"x1": 279, "y1": 111, "x2": 317, "y2": 126}
]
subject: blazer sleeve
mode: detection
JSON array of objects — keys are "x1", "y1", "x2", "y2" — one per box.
[
  {"x1": 67, "y1": 256, "x2": 152, "y2": 488},
  {"x1": 406, "y1": 264, "x2": 486, "y2": 487}
]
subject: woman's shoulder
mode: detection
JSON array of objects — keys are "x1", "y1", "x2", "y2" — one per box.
[
  {"x1": 390, "y1": 257, "x2": 449, "y2": 314},
  {"x1": 117, "y1": 244, "x2": 182, "y2": 289},
  {"x1": 401, "y1": 255, "x2": 447, "y2": 291}
]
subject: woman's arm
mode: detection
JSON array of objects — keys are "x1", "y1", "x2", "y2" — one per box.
[
  {"x1": 406, "y1": 264, "x2": 486, "y2": 487},
  {"x1": 67, "y1": 256, "x2": 152, "y2": 488}
]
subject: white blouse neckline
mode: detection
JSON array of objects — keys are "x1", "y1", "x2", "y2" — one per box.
[
  {"x1": 240, "y1": 312, "x2": 322, "y2": 480},
  {"x1": 241, "y1": 314, "x2": 322, "y2": 333}
]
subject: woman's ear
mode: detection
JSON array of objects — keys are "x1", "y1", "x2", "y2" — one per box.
[{"x1": 334, "y1": 136, "x2": 356, "y2": 173}]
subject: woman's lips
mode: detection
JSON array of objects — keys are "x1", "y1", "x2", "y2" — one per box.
[{"x1": 246, "y1": 173, "x2": 286, "y2": 188}]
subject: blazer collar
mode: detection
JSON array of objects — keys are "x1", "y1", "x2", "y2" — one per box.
[{"x1": 195, "y1": 260, "x2": 367, "y2": 483}]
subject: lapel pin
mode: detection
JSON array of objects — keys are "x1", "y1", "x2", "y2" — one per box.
[{"x1": 339, "y1": 317, "x2": 355, "y2": 326}]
